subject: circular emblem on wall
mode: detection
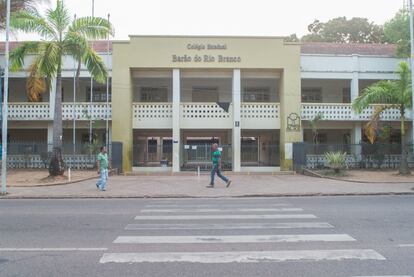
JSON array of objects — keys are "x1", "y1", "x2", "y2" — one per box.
[{"x1": 287, "y1": 113, "x2": 301, "y2": 132}]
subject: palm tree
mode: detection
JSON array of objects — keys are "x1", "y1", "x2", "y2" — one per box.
[
  {"x1": 10, "y1": 0, "x2": 113, "y2": 176},
  {"x1": 353, "y1": 61, "x2": 412, "y2": 175}
]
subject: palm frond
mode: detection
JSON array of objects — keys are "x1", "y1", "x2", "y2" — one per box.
[
  {"x1": 363, "y1": 105, "x2": 388, "y2": 144},
  {"x1": 46, "y1": 0, "x2": 70, "y2": 37},
  {"x1": 69, "y1": 16, "x2": 114, "y2": 40},
  {"x1": 26, "y1": 63, "x2": 47, "y2": 102},
  {"x1": 352, "y1": 81, "x2": 400, "y2": 113},
  {"x1": 10, "y1": 41, "x2": 44, "y2": 71},
  {"x1": 10, "y1": 9, "x2": 57, "y2": 39},
  {"x1": 63, "y1": 30, "x2": 89, "y2": 59},
  {"x1": 0, "y1": 0, "x2": 49, "y2": 29},
  {"x1": 33, "y1": 42, "x2": 61, "y2": 78},
  {"x1": 81, "y1": 46, "x2": 108, "y2": 83}
]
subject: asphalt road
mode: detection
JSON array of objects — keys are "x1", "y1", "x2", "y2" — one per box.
[{"x1": 0, "y1": 196, "x2": 413, "y2": 277}]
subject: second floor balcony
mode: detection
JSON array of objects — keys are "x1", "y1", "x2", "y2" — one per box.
[{"x1": 7, "y1": 102, "x2": 111, "y2": 121}]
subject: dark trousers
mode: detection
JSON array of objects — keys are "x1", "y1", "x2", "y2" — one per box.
[{"x1": 210, "y1": 164, "x2": 229, "y2": 185}]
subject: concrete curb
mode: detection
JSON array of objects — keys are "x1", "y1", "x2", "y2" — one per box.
[
  {"x1": 303, "y1": 169, "x2": 414, "y2": 184},
  {"x1": 1, "y1": 191, "x2": 414, "y2": 199}
]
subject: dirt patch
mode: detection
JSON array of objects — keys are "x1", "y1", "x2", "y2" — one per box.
[
  {"x1": 313, "y1": 169, "x2": 414, "y2": 183},
  {"x1": 4, "y1": 169, "x2": 98, "y2": 187}
]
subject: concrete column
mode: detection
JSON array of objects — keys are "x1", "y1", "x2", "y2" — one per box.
[
  {"x1": 351, "y1": 122, "x2": 362, "y2": 160},
  {"x1": 47, "y1": 122, "x2": 53, "y2": 152},
  {"x1": 172, "y1": 69, "x2": 181, "y2": 173},
  {"x1": 49, "y1": 78, "x2": 56, "y2": 119},
  {"x1": 351, "y1": 123, "x2": 362, "y2": 144},
  {"x1": 351, "y1": 55, "x2": 359, "y2": 103},
  {"x1": 232, "y1": 69, "x2": 241, "y2": 172},
  {"x1": 280, "y1": 67, "x2": 302, "y2": 171},
  {"x1": 112, "y1": 66, "x2": 132, "y2": 172}
]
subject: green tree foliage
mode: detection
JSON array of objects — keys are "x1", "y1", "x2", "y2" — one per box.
[
  {"x1": 10, "y1": 0, "x2": 113, "y2": 176},
  {"x1": 383, "y1": 9, "x2": 411, "y2": 57},
  {"x1": 302, "y1": 17, "x2": 385, "y2": 43}
]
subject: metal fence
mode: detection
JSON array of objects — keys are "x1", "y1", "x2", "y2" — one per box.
[
  {"x1": 132, "y1": 143, "x2": 173, "y2": 167},
  {"x1": 241, "y1": 143, "x2": 280, "y2": 167},
  {"x1": 181, "y1": 143, "x2": 232, "y2": 171},
  {"x1": 293, "y1": 143, "x2": 414, "y2": 170},
  {"x1": 0, "y1": 142, "x2": 109, "y2": 169}
]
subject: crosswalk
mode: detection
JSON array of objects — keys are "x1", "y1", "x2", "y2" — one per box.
[{"x1": 99, "y1": 199, "x2": 410, "y2": 276}]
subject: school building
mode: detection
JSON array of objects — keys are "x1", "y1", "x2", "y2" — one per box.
[{"x1": 0, "y1": 36, "x2": 408, "y2": 172}]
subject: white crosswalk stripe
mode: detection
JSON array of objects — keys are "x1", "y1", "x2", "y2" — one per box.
[
  {"x1": 100, "y1": 249, "x2": 385, "y2": 264},
  {"x1": 100, "y1": 200, "x2": 388, "y2": 269},
  {"x1": 140, "y1": 208, "x2": 303, "y2": 213},
  {"x1": 125, "y1": 222, "x2": 334, "y2": 230},
  {"x1": 113, "y1": 234, "x2": 356, "y2": 244},
  {"x1": 352, "y1": 275, "x2": 413, "y2": 277},
  {"x1": 134, "y1": 214, "x2": 317, "y2": 220},
  {"x1": 145, "y1": 203, "x2": 292, "y2": 208}
]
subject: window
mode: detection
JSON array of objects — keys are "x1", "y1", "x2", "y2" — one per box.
[
  {"x1": 86, "y1": 86, "x2": 112, "y2": 102},
  {"x1": 147, "y1": 139, "x2": 158, "y2": 154},
  {"x1": 140, "y1": 87, "x2": 168, "y2": 102},
  {"x1": 192, "y1": 86, "x2": 218, "y2": 102},
  {"x1": 243, "y1": 87, "x2": 270, "y2": 102},
  {"x1": 342, "y1": 88, "x2": 351, "y2": 103},
  {"x1": 302, "y1": 88, "x2": 322, "y2": 103}
]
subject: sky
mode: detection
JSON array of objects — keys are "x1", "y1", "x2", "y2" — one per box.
[{"x1": 9, "y1": 0, "x2": 406, "y2": 40}]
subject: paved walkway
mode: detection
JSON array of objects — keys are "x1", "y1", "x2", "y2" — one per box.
[{"x1": 2, "y1": 174, "x2": 413, "y2": 198}]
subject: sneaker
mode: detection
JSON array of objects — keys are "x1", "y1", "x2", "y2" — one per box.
[
  {"x1": 226, "y1": 180, "x2": 232, "y2": 188},
  {"x1": 100, "y1": 188, "x2": 106, "y2": 191},
  {"x1": 206, "y1": 185, "x2": 214, "y2": 188},
  {"x1": 96, "y1": 184, "x2": 99, "y2": 189}
]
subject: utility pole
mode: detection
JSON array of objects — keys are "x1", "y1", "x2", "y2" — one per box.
[
  {"x1": 1, "y1": 0, "x2": 11, "y2": 195},
  {"x1": 72, "y1": 14, "x2": 77, "y2": 157},
  {"x1": 106, "y1": 13, "x2": 111, "y2": 155},
  {"x1": 89, "y1": 0, "x2": 95, "y2": 148},
  {"x1": 409, "y1": 0, "x2": 414, "y2": 145}
]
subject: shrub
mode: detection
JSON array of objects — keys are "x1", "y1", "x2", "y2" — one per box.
[{"x1": 324, "y1": 152, "x2": 347, "y2": 173}]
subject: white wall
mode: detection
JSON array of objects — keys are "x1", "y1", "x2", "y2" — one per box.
[
  {"x1": 301, "y1": 79, "x2": 351, "y2": 103},
  {"x1": 301, "y1": 55, "x2": 402, "y2": 75}
]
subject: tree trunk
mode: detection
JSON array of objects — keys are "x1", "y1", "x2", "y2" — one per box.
[
  {"x1": 399, "y1": 107, "x2": 410, "y2": 175},
  {"x1": 49, "y1": 65, "x2": 65, "y2": 176}
]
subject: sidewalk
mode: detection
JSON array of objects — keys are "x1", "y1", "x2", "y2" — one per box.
[{"x1": 1, "y1": 174, "x2": 413, "y2": 198}]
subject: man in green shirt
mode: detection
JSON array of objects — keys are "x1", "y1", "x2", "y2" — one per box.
[
  {"x1": 96, "y1": 146, "x2": 109, "y2": 191},
  {"x1": 206, "y1": 143, "x2": 231, "y2": 188}
]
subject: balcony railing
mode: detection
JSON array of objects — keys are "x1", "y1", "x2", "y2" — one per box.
[
  {"x1": 132, "y1": 102, "x2": 280, "y2": 129},
  {"x1": 8, "y1": 103, "x2": 50, "y2": 120},
  {"x1": 180, "y1": 103, "x2": 233, "y2": 129},
  {"x1": 301, "y1": 103, "x2": 411, "y2": 121},
  {"x1": 241, "y1": 103, "x2": 280, "y2": 129},
  {"x1": 7, "y1": 102, "x2": 111, "y2": 121},
  {"x1": 62, "y1": 103, "x2": 111, "y2": 120},
  {"x1": 133, "y1": 103, "x2": 173, "y2": 129}
]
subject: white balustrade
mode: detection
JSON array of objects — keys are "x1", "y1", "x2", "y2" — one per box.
[
  {"x1": 133, "y1": 103, "x2": 173, "y2": 129},
  {"x1": 241, "y1": 103, "x2": 280, "y2": 129},
  {"x1": 180, "y1": 103, "x2": 233, "y2": 129},
  {"x1": 301, "y1": 103, "x2": 411, "y2": 121},
  {"x1": 7, "y1": 102, "x2": 112, "y2": 121},
  {"x1": 301, "y1": 104, "x2": 352, "y2": 120},
  {"x1": 8, "y1": 103, "x2": 50, "y2": 120},
  {"x1": 62, "y1": 103, "x2": 112, "y2": 120}
]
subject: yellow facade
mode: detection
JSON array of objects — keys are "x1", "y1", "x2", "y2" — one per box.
[{"x1": 112, "y1": 36, "x2": 302, "y2": 172}]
